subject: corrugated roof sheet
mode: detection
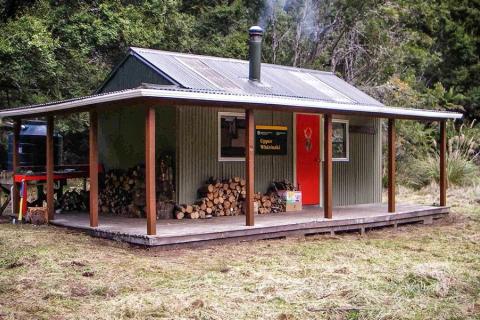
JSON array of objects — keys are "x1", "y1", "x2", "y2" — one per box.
[
  {"x1": 129, "y1": 47, "x2": 384, "y2": 107},
  {"x1": 0, "y1": 47, "x2": 462, "y2": 121},
  {"x1": 0, "y1": 87, "x2": 463, "y2": 120}
]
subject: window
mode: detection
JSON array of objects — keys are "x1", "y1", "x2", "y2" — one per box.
[
  {"x1": 333, "y1": 120, "x2": 349, "y2": 161},
  {"x1": 218, "y1": 112, "x2": 246, "y2": 161}
]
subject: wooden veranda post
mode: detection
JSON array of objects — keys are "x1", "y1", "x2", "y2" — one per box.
[
  {"x1": 323, "y1": 114, "x2": 333, "y2": 219},
  {"x1": 245, "y1": 108, "x2": 255, "y2": 226},
  {"x1": 46, "y1": 116, "x2": 55, "y2": 221},
  {"x1": 145, "y1": 106, "x2": 156, "y2": 235},
  {"x1": 439, "y1": 121, "x2": 447, "y2": 206},
  {"x1": 388, "y1": 118, "x2": 396, "y2": 213},
  {"x1": 89, "y1": 111, "x2": 99, "y2": 227},
  {"x1": 12, "y1": 120, "x2": 20, "y2": 216}
]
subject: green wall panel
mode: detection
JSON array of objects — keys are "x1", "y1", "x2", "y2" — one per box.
[
  {"x1": 332, "y1": 117, "x2": 382, "y2": 206},
  {"x1": 98, "y1": 106, "x2": 176, "y2": 170},
  {"x1": 98, "y1": 105, "x2": 382, "y2": 206},
  {"x1": 100, "y1": 55, "x2": 172, "y2": 93},
  {"x1": 176, "y1": 106, "x2": 293, "y2": 204}
]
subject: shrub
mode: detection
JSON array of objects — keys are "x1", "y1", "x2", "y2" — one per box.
[{"x1": 404, "y1": 121, "x2": 479, "y2": 189}]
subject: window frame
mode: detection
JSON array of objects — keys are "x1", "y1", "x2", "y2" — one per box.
[
  {"x1": 332, "y1": 119, "x2": 349, "y2": 162},
  {"x1": 218, "y1": 111, "x2": 246, "y2": 162}
]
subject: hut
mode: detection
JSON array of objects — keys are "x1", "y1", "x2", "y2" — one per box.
[{"x1": 0, "y1": 26, "x2": 462, "y2": 246}]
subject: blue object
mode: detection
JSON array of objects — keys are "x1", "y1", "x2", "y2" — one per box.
[{"x1": 7, "y1": 120, "x2": 62, "y2": 171}]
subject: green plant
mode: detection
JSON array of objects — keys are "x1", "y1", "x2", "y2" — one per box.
[{"x1": 406, "y1": 121, "x2": 479, "y2": 189}]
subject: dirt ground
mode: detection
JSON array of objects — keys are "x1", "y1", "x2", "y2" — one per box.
[{"x1": 0, "y1": 186, "x2": 479, "y2": 320}]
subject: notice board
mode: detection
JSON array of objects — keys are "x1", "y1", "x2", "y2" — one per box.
[{"x1": 255, "y1": 125, "x2": 288, "y2": 155}]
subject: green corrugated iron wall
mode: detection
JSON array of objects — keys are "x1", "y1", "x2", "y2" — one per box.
[
  {"x1": 332, "y1": 117, "x2": 383, "y2": 206},
  {"x1": 98, "y1": 106, "x2": 176, "y2": 170},
  {"x1": 97, "y1": 54, "x2": 383, "y2": 206},
  {"x1": 98, "y1": 105, "x2": 382, "y2": 206},
  {"x1": 99, "y1": 55, "x2": 172, "y2": 93},
  {"x1": 176, "y1": 106, "x2": 293, "y2": 204}
]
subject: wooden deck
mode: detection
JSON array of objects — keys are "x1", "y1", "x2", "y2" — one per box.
[{"x1": 49, "y1": 203, "x2": 449, "y2": 247}]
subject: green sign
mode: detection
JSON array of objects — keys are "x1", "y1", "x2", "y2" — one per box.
[{"x1": 255, "y1": 125, "x2": 288, "y2": 155}]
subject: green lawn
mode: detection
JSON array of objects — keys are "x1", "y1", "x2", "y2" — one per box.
[{"x1": 0, "y1": 187, "x2": 479, "y2": 320}]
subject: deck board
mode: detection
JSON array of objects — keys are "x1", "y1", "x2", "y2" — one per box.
[{"x1": 50, "y1": 203, "x2": 449, "y2": 246}]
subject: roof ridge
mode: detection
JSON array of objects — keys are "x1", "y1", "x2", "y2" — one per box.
[{"x1": 129, "y1": 47, "x2": 335, "y2": 76}]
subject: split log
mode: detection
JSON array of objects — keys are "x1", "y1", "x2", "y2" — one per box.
[{"x1": 175, "y1": 211, "x2": 185, "y2": 220}]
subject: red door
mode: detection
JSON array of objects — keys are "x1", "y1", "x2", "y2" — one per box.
[{"x1": 296, "y1": 114, "x2": 320, "y2": 205}]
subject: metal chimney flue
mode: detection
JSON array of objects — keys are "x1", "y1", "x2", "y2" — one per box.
[{"x1": 248, "y1": 26, "x2": 263, "y2": 82}]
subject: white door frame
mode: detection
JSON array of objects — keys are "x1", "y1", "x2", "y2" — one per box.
[{"x1": 293, "y1": 113, "x2": 323, "y2": 207}]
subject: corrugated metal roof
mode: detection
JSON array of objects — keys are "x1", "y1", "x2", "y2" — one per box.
[
  {"x1": 0, "y1": 47, "x2": 463, "y2": 120},
  {"x1": 0, "y1": 87, "x2": 463, "y2": 120},
  {"x1": 129, "y1": 47, "x2": 384, "y2": 107}
]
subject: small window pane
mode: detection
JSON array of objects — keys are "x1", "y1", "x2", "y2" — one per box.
[
  {"x1": 333, "y1": 122, "x2": 347, "y2": 159},
  {"x1": 220, "y1": 114, "x2": 245, "y2": 158}
]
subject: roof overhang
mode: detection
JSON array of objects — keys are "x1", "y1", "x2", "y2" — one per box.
[{"x1": 0, "y1": 88, "x2": 463, "y2": 121}]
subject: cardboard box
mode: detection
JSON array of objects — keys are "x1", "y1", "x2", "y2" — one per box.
[
  {"x1": 285, "y1": 202, "x2": 302, "y2": 212},
  {"x1": 278, "y1": 191, "x2": 302, "y2": 212}
]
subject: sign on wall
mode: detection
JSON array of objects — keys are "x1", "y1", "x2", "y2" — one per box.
[{"x1": 255, "y1": 125, "x2": 288, "y2": 155}]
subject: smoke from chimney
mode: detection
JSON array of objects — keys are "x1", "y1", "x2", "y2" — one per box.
[{"x1": 248, "y1": 26, "x2": 264, "y2": 82}]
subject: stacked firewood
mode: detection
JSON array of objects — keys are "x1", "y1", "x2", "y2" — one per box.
[
  {"x1": 59, "y1": 189, "x2": 89, "y2": 212},
  {"x1": 268, "y1": 180, "x2": 296, "y2": 192},
  {"x1": 156, "y1": 200, "x2": 175, "y2": 219},
  {"x1": 266, "y1": 180, "x2": 298, "y2": 213},
  {"x1": 156, "y1": 155, "x2": 175, "y2": 201},
  {"x1": 174, "y1": 177, "x2": 246, "y2": 219},
  {"x1": 174, "y1": 177, "x2": 287, "y2": 219},
  {"x1": 98, "y1": 158, "x2": 175, "y2": 218},
  {"x1": 98, "y1": 166, "x2": 144, "y2": 217},
  {"x1": 254, "y1": 192, "x2": 284, "y2": 214}
]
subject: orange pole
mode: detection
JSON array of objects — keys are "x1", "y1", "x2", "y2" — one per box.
[
  {"x1": 388, "y1": 119, "x2": 396, "y2": 213},
  {"x1": 46, "y1": 116, "x2": 55, "y2": 221},
  {"x1": 145, "y1": 106, "x2": 156, "y2": 235},
  {"x1": 245, "y1": 108, "x2": 255, "y2": 226},
  {"x1": 323, "y1": 114, "x2": 333, "y2": 219},
  {"x1": 12, "y1": 120, "x2": 20, "y2": 216},
  {"x1": 89, "y1": 111, "x2": 99, "y2": 227},
  {"x1": 439, "y1": 121, "x2": 447, "y2": 206}
]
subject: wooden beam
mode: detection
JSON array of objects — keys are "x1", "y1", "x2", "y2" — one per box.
[
  {"x1": 323, "y1": 114, "x2": 333, "y2": 219},
  {"x1": 145, "y1": 106, "x2": 156, "y2": 235},
  {"x1": 89, "y1": 111, "x2": 99, "y2": 227},
  {"x1": 46, "y1": 116, "x2": 55, "y2": 221},
  {"x1": 439, "y1": 121, "x2": 447, "y2": 206},
  {"x1": 245, "y1": 108, "x2": 255, "y2": 226},
  {"x1": 12, "y1": 120, "x2": 20, "y2": 216},
  {"x1": 388, "y1": 118, "x2": 396, "y2": 213}
]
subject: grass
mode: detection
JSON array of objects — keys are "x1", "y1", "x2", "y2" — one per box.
[{"x1": 0, "y1": 187, "x2": 479, "y2": 319}]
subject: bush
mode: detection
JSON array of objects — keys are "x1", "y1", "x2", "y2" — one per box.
[
  {"x1": 404, "y1": 121, "x2": 479, "y2": 189},
  {"x1": 408, "y1": 153, "x2": 478, "y2": 189}
]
